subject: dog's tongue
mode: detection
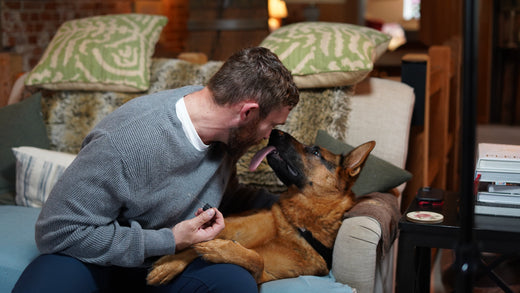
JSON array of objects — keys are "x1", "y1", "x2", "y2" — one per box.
[{"x1": 249, "y1": 146, "x2": 276, "y2": 171}]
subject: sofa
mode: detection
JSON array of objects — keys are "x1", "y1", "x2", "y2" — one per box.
[{"x1": 0, "y1": 14, "x2": 415, "y2": 292}]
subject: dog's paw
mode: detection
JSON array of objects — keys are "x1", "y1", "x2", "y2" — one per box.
[
  {"x1": 146, "y1": 255, "x2": 188, "y2": 285},
  {"x1": 193, "y1": 239, "x2": 244, "y2": 264}
]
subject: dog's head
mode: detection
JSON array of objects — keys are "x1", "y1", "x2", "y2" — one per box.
[{"x1": 250, "y1": 130, "x2": 374, "y2": 197}]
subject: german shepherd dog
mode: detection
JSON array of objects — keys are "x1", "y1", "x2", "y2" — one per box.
[{"x1": 147, "y1": 130, "x2": 375, "y2": 285}]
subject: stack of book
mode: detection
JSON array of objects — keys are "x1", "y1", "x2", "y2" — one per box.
[{"x1": 474, "y1": 143, "x2": 520, "y2": 217}]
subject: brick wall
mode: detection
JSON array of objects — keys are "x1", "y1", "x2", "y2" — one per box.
[{"x1": 0, "y1": 0, "x2": 188, "y2": 72}]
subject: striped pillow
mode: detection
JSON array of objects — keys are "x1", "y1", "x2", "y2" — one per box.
[{"x1": 12, "y1": 147, "x2": 76, "y2": 208}]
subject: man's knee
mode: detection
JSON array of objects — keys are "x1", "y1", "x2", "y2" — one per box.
[
  {"x1": 210, "y1": 263, "x2": 257, "y2": 293},
  {"x1": 160, "y1": 258, "x2": 257, "y2": 293}
]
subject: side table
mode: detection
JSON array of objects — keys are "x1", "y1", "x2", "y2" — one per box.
[{"x1": 396, "y1": 192, "x2": 520, "y2": 292}]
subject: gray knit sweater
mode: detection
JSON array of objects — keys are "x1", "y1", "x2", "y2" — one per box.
[{"x1": 35, "y1": 86, "x2": 274, "y2": 267}]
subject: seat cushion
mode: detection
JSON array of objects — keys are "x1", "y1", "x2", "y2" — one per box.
[
  {"x1": 0, "y1": 205, "x2": 41, "y2": 292},
  {"x1": 260, "y1": 272, "x2": 355, "y2": 293}
]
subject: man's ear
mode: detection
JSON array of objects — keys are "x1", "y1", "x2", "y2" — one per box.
[{"x1": 239, "y1": 102, "x2": 260, "y2": 123}]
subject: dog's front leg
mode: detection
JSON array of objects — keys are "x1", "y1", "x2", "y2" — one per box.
[
  {"x1": 193, "y1": 239, "x2": 265, "y2": 282},
  {"x1": 147, "y1": 248, "x2": 199, "y2": 285}
]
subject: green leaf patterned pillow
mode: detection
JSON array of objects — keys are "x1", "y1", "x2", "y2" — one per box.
[
  {"x1": 260, "y1": 22, "x2": 391, "y2": 89},
  {"x1": 25, "y1": 14, "x2": 168, "y2": 92}
]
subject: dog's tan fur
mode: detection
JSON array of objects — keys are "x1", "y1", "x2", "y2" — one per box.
[{"x1": 147, "y1": 130, "x2": 375, "y2": 285}]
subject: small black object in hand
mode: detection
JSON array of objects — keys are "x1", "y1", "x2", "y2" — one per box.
[{"x1": 202, "y1": 203, "x2": 212, "y2": 211}]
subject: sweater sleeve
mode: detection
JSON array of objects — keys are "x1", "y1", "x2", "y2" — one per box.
[{"x1": 35, "y1": 130, "x2": 176, "y2": 267}]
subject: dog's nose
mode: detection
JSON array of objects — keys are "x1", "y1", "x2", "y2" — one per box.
[
  {"x1": 269, "y1": 129, "x2": 285, "y2": 139},
  {"x1": 268, "y1": 129, "x2": 289, "y2": 145}
]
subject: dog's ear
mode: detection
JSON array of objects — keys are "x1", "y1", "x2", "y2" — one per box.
[{"x1": 338, "y1": 141, "x2": 375, "y2": 189}]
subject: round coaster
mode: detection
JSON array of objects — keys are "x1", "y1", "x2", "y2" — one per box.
[{"x1": 406, "y1": 211, "x2": 444, "y2": 224}]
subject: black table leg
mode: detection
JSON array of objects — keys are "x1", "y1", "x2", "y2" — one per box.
[
  {"x1": 416, "y1": 246, "x2": 431, "y2": 292},
  {"x1": 397, "y1": 233, "x2": 415, "y2": 293}
]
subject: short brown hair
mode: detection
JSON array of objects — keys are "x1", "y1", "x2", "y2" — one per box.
[{"x1": 208, "y1": 47, "x2": 299, "y2": 119}]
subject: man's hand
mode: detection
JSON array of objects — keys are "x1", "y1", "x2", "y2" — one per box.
[{"x1": 172, "y1": 208, "x2": 225, "y2": 252}]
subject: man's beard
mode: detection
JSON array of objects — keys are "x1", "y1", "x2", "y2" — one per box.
[{"x1": 226, "y1": 118, "x2": 263, "y2": 160}]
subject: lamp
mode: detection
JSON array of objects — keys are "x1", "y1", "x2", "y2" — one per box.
[
  {"x1": 284, "y1": 0, "x2": 345, "y2": 22},
  {"x1": 268, "y1": 0, "x2": 288, "y2": 31}
]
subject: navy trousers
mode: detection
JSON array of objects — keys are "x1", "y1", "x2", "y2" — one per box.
[{"x1": 13, "y1": 254, "x2": 258, "y2": 293}]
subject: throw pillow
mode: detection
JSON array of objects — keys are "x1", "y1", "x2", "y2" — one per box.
[
  {"x1": 0, "y1": 93, "x2": 50, "y2": 197},
  {"x1": 12, "y1": 147, "x2": 76, "y2": 208},
  {"x1": 315, "y1": 130, "x2": 412, "y2": 196},
  {"x1": 260, "y1": 22, "x2": 391, "y2": 89},
  {"x1": 25, "y1": 14, "x2": 168, "y2": 92}
]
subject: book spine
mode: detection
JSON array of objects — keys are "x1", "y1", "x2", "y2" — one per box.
[
  {"x1": 477, "y1": 193, "x2": 520, "y2": 205},
  {"x1": 477, "y1": 159, "x2": 520, "y2": 172},
  {"x1": 474, "y1": 203, "x2": 520, "y2": 217},
  {"x1": 488, "y1": 184, "x2": 520, "y2": 194},
  {"x1": 475, "y1": 170, "x2": 520, "y2": 184},
  {"x1": 478, "y1": 143, "x2": 520, "y2": 159}
]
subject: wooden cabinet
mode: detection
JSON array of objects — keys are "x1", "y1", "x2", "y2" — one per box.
[
  {"x1": 0, "y1": 52, "x2": 23, "y2": 107},
  {"x1": 185, "y1": 0, "x2": 270, "y2": 61},
  {"x1": 400, "y1": 44, "x2": 461, "y2": 212},
  {"x1": 490, "y1": 1, "x2": 520, "y2": 125}
]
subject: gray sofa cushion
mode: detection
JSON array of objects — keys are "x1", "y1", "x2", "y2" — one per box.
[
  {"x1": 0, "y1": 93, "x2": 50, "y2": 199},
  {"x1": 315, "y1": 130, "x2": 412, "y2": 196}
]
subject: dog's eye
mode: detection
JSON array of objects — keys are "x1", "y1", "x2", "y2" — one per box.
[{"x1": 309, "y1": 146, "x2": 321, "y2": 158}]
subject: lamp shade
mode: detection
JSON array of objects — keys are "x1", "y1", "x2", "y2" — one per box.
[{"x1": 269, "y1": 0, "x2": 288, "y2": 19}]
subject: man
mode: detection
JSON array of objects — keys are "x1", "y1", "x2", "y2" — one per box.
[{"x1": 14, "y1": 47, "x2": 299, "y2": 293}]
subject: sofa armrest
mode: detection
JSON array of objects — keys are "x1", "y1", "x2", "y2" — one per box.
[{"x1": 332, "y1": 216, "x2": 381, "y2": 293}]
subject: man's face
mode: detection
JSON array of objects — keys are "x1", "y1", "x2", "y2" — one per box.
[{"x1": 226, "y1": 106, "x2": 292, "y2": 157}]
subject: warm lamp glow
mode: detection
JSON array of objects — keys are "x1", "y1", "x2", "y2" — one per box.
[
  {"x1": 269, "y1": 0, "x2": 288, "y2": 18},
  {"x1": 284, "y1": 0, "x2": 345, "y2": 3},
  {"x1": 268, "y1": 0, "x2": 288, "y2": 31}
]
